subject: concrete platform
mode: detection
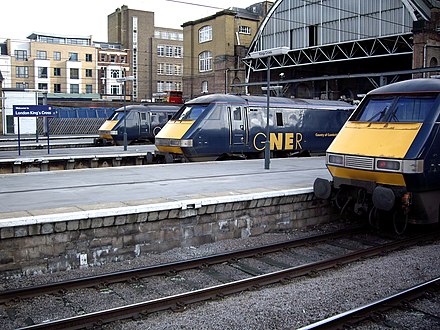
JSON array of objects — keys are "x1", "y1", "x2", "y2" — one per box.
[
  {"x1": 0, "y1": 144, "x2": 158, "y2": 173},
  {"x1": 0, "y1": 157, "x2": 330, "y2": 225},
  {"x1": 0, "y1": 157, "x2": 336, "y2": 274}
]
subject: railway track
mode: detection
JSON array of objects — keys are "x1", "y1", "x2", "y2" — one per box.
[
  {"x1": 300, "y1": 276, "x2": 440, "y2": 329},
  {"x1": 1, "y1": 227, "x2": 438, "y2": 329}
]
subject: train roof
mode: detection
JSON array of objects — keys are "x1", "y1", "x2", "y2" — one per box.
[
  {"x1": 187, "y1": 94, "x2": 354, "y2": 109},
  {"x1": 369, "y1": 78, "x2": 440, "y2": 95},
  {"x1": 114, "y1": 104, "x2": 180, "y2": 112}
]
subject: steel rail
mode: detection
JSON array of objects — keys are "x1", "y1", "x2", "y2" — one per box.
[
  {"x1": 0, "y1": 227, "x2": 364, "y2": 303},
  {"x1": 16, "y1": 231, "x2": 438, "y2": 330},
  {"x1": 297, "y1": 276, "x2": 440, "y2": 330}
]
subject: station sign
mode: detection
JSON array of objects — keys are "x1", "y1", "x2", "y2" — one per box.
[{"x1": 13, "y1": 105, "x2": 55, "y2": 117}]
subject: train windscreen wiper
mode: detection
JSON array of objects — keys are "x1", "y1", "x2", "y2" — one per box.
[{"x1": 367, "y1": 106, "x2": 388, "y2": 122}]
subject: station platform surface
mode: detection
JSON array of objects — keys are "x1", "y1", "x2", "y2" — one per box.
[
  {"x1": 0, "y1": 134, "x2": 98, "y2": 152},
  {"x1": 0, "y1": 144, "x2": 156, "y2": 160},
  {"x1": 0, "y1": 157, "x2": 330, "y2": 225}
]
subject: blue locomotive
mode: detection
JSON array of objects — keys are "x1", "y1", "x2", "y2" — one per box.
[
  {"x1": 96, "y1": 104, "x2": 180, "y2": 145},
  {"x1": 155, "y1": 94, "x2": 355, "y2": 161},
  {"x1": 314, "y1": 78, "x2": 440, "y2": 233}
]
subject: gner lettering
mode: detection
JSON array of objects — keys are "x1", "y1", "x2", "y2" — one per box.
[{"x1": 253, "y1": 132, "x2": 303, "y2": 151}]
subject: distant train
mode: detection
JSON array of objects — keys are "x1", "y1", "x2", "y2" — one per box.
[
  {"x1": 154, "y1": 94, "x2": 355, "y2": 161},
  {"x1": 314, "y1": 78, "x2": 440, "y2": 234},
  {"x1": 95, "y1": 104, "x2": 180, "y2": 146}
]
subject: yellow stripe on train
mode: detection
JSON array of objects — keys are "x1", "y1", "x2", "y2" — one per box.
[{"x1": 328, "y1": 165, "x2": 406, "y2": 186}]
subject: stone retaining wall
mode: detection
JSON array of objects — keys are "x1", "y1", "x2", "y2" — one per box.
[{"x1": 0, "y1": 191, "x2": 336, "y2": 277}]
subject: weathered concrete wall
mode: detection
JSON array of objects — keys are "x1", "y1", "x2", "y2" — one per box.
[{"x1": 0, "y1": 191, "x2": 336, "y2": 277}]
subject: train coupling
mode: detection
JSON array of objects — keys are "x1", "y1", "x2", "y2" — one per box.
[{"x1": 150, "y1": 151, "x2": 187, "y2": 164}]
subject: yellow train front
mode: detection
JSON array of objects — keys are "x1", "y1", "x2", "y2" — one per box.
[{"x1": 314, "y1": 78, "x2": 440, "y2": 233}]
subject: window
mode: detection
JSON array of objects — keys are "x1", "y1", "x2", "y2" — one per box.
[
  {"x1": 14, "y1": 50, "x2": 27, "y2": 61},
  {"x1": 157, "y1": 45, "x2": 164, "y2": 56},
  {"x1": 69, "y1": 52, "x2": 78, "y2": 61},
  {"x1": 176, "y1": 104, "x2": 208, "y2": 120},
  {"x1": 158, "y1": 63, "x2": 164, "y2": 75},
  {"x1": 38, "y1": 67, "x2": 48, "y2": 78},
  {"x1": 233, "y1": 107, "x2": 242, "y2": 120},
  {"x1": 110, "y1": 55, "x2": 116, "y2": 62},
  {"x1": 54, "y1": 84, "x2": 61, "y2": 93},
  {"x1": 38, "y1": 83, "x2": 48, "y2": 90},
  {"x1": 239, "y1": 26, "x2": 251, "y2": 34},
  {"x1": 70, "y1": 68, "x2": 79, "y2": 79},
  {"x1": 120, "y1": 55, "x2": 127, "y2": 63},
  {"x1": 100, "y1": 53, "x2": 106, "y2": 62},
  {"x1": 202, "y1": 81, "x2": 208, "y2": 93},
  {"x1": 111, "y1": 85, "x2": 119, "y2": 95},
  {"x1": 85, "y1": 53, "x2": 92, "y2": 62},
  {"x1": 85, "y1": 69, "x2": 93, "y2": 77},
  {"x1": 199, "y1": 26, "x2": 212, "y2": 43},
  {"x1": 166, "y1": 46, "x2": 173, "y2": 57},
  {"x1": 53, "y1": 68, "x2": 61, "y2": 76},
  {"x1": 36, "y1": 50, "x2": 47, "y2": 60},
  {"x1": 391, "y1": 97, "x2": 435, "y2": 122},
  {"x1": 85, "y1": 85, "x2": 93, "y2": 93},
  {"x1": 165, "y1": 63, "x2": 174, "y2": 75},
  {"x1": 16, "y1": 82, "x2": 29, "y2": 89},
  {"x1": 309, "y1": 25, "x2": 318, "y2": 47},
  {"x1": 70, "y1": 84, "x2": 79, "y2": 93},
  {"x1": 353, "y1": 96, "x2": 436, "y2": 123},
  {"x1": 16, "y1": 66, "x2": 29, "y2": 78},
  {"x1": 157, "y1": 81, "x2": 165, "y2": 92},
  {"x1": 199, "y1": 51, "x2": 212, "y2": 72},
  {"x1": 174, "y1": 46, "x2": 182, "y2": 58},
  {"x1": 276, "y1": 112, "x2": 284, "y2": 126},
  {"x1": 175, "y1": 64, "x2": 182, "y2": 76},
  {"x1": 111, "y1": 69, "x2": 120, "y2": 78},
  {"x1": 53, "y1": 51, "x2": 61, "y2": 61},
  {"x1": 354, "y1": 98, "x2": 393, "y2": 122}
]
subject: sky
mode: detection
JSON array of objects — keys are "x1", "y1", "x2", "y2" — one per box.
[{"x1": 1, "y1": 0, "x2": 265, "y2": 41}]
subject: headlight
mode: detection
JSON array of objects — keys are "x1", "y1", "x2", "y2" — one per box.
[
  {"x1": 180, "y1": 139, "x2": 193, "y2": 147},
  {"x1": 375, "y1": 159, "x2": 424, "y2": 173},
  {"x1": 376, "y1": 159, "x2": 401, "y2": 171},
  {"x1": 155, "y1": 138, "x2": 193, "y2": 147},
  {"x1": 98, "y1": 130, "x2": 118, "y2": 135},
  {"x1": 327, "y1": 153, "x2": 344, "y2": 165}
]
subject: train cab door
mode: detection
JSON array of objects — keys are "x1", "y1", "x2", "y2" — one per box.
[
  {"x1": 139, "y1": 112, "x2": 150, "y2": 138},
  {"x1": 228, "y1": 106, "x2": 248, "y2": 150}
]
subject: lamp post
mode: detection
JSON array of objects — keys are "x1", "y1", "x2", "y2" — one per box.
[
  {"x1": 249, "y1": 47, "x2": 289, "y2": 169},
  {"x1": 116, "y1": 76, "x2": 134, "y2": 151}
]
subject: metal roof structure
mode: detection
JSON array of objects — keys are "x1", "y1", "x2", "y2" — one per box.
[
  {"x1": 245, "y1": 0, "x2": 436, "y2": 71},
  {"x1": 242, "y1": 0, "x2": 440, "y2": 98}
]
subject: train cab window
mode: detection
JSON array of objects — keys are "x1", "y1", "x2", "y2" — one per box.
[
  {"x1": 110, "y1": 111, "x2": 125, "y2": 121},
  {"x1": 176, "y1": 104, "x2": 208, "y2": 120},
  {"x1": 140, "y1": 112, "x2": 147, "y2": 121},
  {"x1": 276, "y1": 112, "x2": 284, "y2": 126},
  {"x1": 389, "y1": 96, "x2": 436, "y2": 122},
  {"x1": 353, "y1": 98, "x2": 393, "y2": 122},
  {"x1": 151, "y1": 113, "x2": 160, "y2": 126},
  {"x1": 233, "y1": 107, "x2": 242, "y2": 120}
]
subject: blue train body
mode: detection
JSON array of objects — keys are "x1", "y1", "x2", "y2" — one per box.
[
  {"x1": 155, "y1": 94, "x2": 355, "y2": 161},
  {"x1": 96, "y1": 104, "x2": 180, "y2": 145}
]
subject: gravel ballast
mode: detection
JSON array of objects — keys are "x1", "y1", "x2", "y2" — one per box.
[{"x1": 1, "y1": 223, "x2": 439, "y2": 329}]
